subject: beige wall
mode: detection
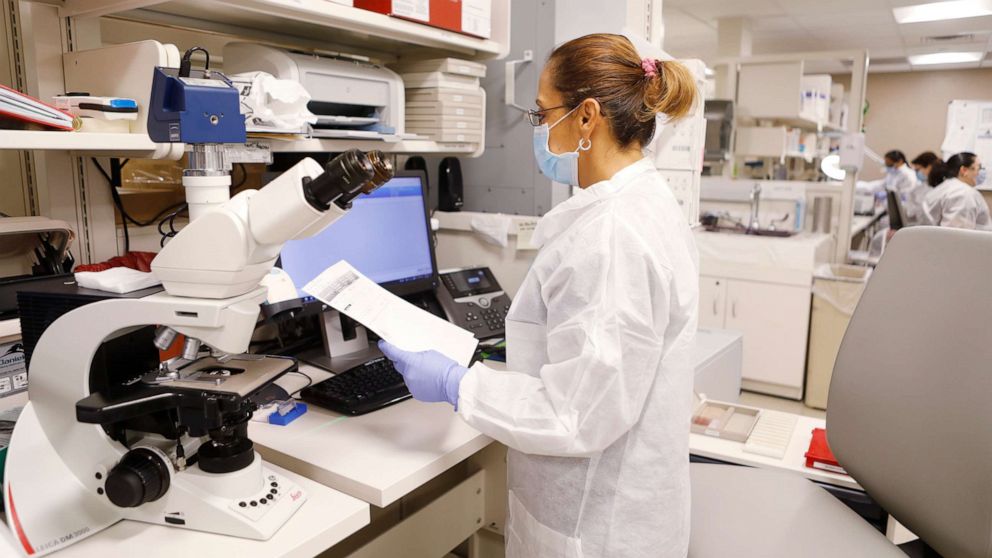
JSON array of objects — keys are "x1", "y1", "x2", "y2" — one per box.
[{"x1": 834, "y1": 68, "x2": 992, "y2": 181}]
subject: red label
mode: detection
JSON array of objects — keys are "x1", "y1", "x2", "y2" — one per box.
[{"x1": 7, "y1": 485, "x2": 36, "y2": 555}]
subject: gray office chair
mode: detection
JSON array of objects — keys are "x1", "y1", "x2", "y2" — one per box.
[{"x1": 689, "y1": 227, "x2": 992, "y2": 558}]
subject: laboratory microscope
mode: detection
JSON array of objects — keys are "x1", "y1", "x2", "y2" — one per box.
[{"x1": 2, "y1": 49, "x2": 394, "y2": 557}]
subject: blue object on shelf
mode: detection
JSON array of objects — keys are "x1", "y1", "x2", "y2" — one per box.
[
  {"x1": 268, "y1": 402, "x2": 307, "y2": 426},
  {"x1": 147, "y1": 66, "x2": 246, "y2": 144}
]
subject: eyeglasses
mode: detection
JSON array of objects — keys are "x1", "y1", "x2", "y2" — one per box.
[{"x1": 526, "y1": 104, "x2": 570, "y2": 126}]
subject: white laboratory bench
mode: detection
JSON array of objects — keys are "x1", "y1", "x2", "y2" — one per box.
[
  {"x1": 0, "y1": 462, "x2": 369, "y2": 558},
  {"x1": 0, "y1": 328, "x2": 745, "y2": 557},
  {"x1": 256, "y1": 364, "x2": 493, "y2": 508}
]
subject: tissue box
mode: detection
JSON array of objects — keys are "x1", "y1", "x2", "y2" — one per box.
[{"x1": 0, "y1": 341, "x2": 26, "y2": 398}]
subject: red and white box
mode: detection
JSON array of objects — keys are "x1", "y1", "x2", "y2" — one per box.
[
  {"x1": 461, "y1": 0, "x2": 491, "y2": 39},
  {"x1": 354, "y1": 0, "x2": 491, "y2": 39}
]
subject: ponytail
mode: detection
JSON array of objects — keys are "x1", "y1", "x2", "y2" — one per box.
[
  {"x1": 548, "y1": 33, "x2": 699, "y2": 148},
  {"x1": 642, "y1": 59, "x2": 696, "y2": 121},
  {"x1": 944, "y1": 152, "x2": 977, "y2": 181},
  {"x1": 928, "y1": 161, "x2": 945, "y2": 187}
]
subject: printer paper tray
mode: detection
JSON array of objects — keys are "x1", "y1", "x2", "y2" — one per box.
[
  {"x1": 314, "y1": 115, "x2": 379, "y2": 127},
  {"x1": 310, "y1": 129, "x2": 393, "y2": 140}
]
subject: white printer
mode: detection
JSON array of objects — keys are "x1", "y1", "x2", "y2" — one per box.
[{"x1": 223, "y1": 43, "x2": 405, "y2": 138}]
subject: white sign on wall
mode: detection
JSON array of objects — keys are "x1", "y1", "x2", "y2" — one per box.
[{"x1": 942, "y1": 100, "x2": 992, "y2": 164}]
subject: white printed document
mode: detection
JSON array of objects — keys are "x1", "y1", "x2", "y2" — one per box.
[{"x1": 303, "y1": 261, "x2": 479, "y2": 366}]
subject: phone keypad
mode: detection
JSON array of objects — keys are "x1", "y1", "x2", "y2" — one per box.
[{"x1": 465, "y1": 298, "x2": 509, "y2": 334}]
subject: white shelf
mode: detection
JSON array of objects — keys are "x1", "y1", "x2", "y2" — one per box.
[
  {"x1": 752, "y1": 117, "x2": 845, "y2": 135},
  {"x1": 91, "y1": 0, "x2": 508, "y2": 60},
  {"x1": 0, "y1": 130, "x2": 177, "y2": 158},
  {"x1": 261, "y1": 136, "x2": 480, "y2": 155},
  {"x1": 0, "y1": 130, "x2": 481, "y2": 158},
  {"x1": 773, "y1": 117, "x2": 827, "y2": 132}
]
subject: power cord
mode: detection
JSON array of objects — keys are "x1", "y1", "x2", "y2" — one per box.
[
  {"x1": 286, "y1": 370, "x2": 313, "y2": 397},
  {"x1": 179, "y1": 46, "x2": 210, "y2": 78},
  {"x1": 91, "y1": 158, "x2": 186, "y2": 253},
  {"x1": 94, "y1": 155, "x2": 251, "y2": 250},
  {"x1": 157, "y1": 204, "x2": 189, "y2": 247}
]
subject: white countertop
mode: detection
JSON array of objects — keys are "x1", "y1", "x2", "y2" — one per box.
[
  {"x1": 256, "y1": 365, "x2": 492, "y2": 508},
  {"x1": 694, "y1": 231, "x2": 834, "y2": 286},
  {"x1": 0, "y1": 462, "x2": 369, "y2": 558},
  {"x1": 691, "y1": 328, "x2": 743, "y2": 371},
  {"x1": 689, "y1": 412, "x2": 860, "y2": 491}
]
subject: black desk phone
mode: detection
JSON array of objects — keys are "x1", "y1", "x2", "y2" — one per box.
[{"x1": 436, "y1": 266, "x2": 511, "y2": 339}]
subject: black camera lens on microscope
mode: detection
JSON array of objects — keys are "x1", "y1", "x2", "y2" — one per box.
[{"x1": 302, "y1": 149, "x2": 395, "y2": 211}]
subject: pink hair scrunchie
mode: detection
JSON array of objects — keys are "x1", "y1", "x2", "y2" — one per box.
[{"x1": 641, "y1": 57, "x2": 659, "y2": 78}]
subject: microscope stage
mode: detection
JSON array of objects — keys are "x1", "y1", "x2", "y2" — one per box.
[{"x1": 162, "y1": 355, "x2": 296, "y2": 397}]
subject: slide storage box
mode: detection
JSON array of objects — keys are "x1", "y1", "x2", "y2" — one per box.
[
  {"x1": 406, "y1": 88, "x2": 483, "y2": 104},
  {"x1": 406, "y1": 114, "x2": 482, "y2": 130},
  {"x1": 406, "y1": 101, "x2": 484, "y2": 118}
]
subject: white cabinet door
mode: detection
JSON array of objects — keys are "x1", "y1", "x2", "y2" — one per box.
[
  {"x1": 724, "y1": 279, "x2": 811, "y2": 391},
  {"x1": 698, "y1": 276, "x2": 727, "y2": 329}
]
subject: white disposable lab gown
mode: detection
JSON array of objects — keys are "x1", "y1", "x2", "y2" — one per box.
[
  {"x1": 921, "y1": 178, "x2": 992, "y2": 230},
  {"x1": 457, "y1": 158, "x2": 698, "y2": 557},
  {"x1": 868, "y1": 164, "x2": 926, "y2": 222}
]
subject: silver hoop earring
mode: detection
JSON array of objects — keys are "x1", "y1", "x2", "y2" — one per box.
[{"x1": 578, "y1": 138, "x2": 592, "y2": 151}]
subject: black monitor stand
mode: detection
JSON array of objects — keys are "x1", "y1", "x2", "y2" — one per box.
[
  {"x1": 299, "y1": 288, "x2": 446, "y2": 374},
  {"x1": 299, "y1": 309, "x2": 377, "y2": 374},
  {"x1": 401, "y1": 290, "x2": 447, "y2": 321}
]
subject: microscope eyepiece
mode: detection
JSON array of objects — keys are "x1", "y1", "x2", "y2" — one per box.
[{"x1": 302, "y1": 149, "x2": 394, "y2": 211}]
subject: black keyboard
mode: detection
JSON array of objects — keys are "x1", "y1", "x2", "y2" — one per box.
[{"x1": 300, "y1": 356, "x2": 411, "y2": 416}]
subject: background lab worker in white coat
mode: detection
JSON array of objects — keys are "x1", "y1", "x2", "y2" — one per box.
[
  {"x1": 872, "y1": 150, "x2": 926, "y2": 222},
  {"x1": 379, "y1": 33, "x2": 700, "y2": 557},
  {"x1": 921, "y1": 152, "x2": 992, "y2": 230}
]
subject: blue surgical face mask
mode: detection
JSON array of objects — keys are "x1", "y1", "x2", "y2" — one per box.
[
  {"x1": 885, "y1": 165, "x2": 897, "y2": 174},
  {"x1": 916, "y1": 169, "x2": 927, "y2": 182},
  {"x1": 977, "y1": 167, "x2": 987, "y2": 186},
  {"x1": 533, "y1": 106, "x2": 591, "y2": 187}
]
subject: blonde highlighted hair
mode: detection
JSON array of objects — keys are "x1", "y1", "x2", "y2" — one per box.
[{"x1": 547, "y1": 33, "x2": 698, "y2": 148}]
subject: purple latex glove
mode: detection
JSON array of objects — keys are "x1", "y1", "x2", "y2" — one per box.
[{"x1": 378, "y1": 340, "x2": 469, "y2": 407}]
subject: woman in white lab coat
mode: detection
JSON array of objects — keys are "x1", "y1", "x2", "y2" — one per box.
[
  {"x1": 911, "y1": 151, "x2": 940, "y2": 187},
  {"x1": 921, "y1": 152, "x2": 992, "y2": 230},
  {"x1": 880, "y1": 150, "x2": 927, "y2": 222},
  {"x1": 379, "y1": 33, "x2": 699, "y2": 557}
]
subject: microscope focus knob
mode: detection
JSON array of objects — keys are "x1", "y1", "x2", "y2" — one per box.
[{"x1": 105, "y1": 448, "x2": 172, "y2": 508}]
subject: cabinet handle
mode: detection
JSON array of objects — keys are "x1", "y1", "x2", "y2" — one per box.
[
  {"x1": 712, "y1": 299, "x2": 718, "y2": 316},
  {"x1": 731, "y1": 300, "x2": 737, "y2": 319}
]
